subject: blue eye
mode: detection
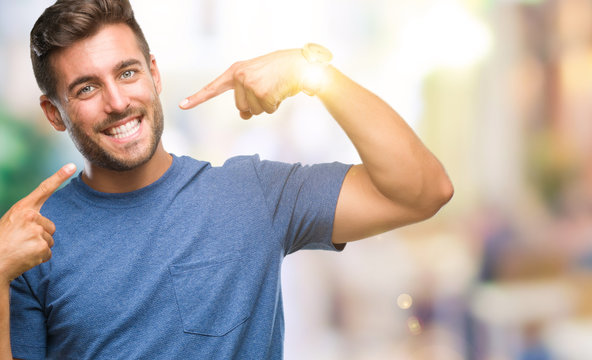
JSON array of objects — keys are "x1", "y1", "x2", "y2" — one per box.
[
  {"x1": 121, "y1": 70, "x2": 136, "y2": 79},
  {"x1": 78, "y1": 85, "x2": 95, "y2": 95}
]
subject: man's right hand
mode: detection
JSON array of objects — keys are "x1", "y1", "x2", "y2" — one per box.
[{"x1": 0, "y1": 163, "x2": 76, "y2": 284}]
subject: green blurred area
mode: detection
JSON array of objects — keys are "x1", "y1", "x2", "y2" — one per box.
[{"x1": 0, "y1": 105, "x2": 53, "y2": 214}]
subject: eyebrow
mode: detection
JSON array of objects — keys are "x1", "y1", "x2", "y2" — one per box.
[
  {"x1": 115, "y1": 59, "x2": 142, "y2": 72},
  {"x1": 66, "y1": 58, "x2": 144, "y2": 94}
]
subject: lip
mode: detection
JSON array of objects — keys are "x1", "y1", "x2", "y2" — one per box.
[{"x1": 101, "y1": 116, "x2": 143, "y2": 144}]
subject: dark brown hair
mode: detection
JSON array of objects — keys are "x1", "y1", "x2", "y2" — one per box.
[{"x1": 30, "y1": 0, "x2": 151, "y2": 100}]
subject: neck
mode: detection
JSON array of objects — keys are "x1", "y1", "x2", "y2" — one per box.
[{"x1": 81, "y1": 142, "x2": 173, "y2": 193}]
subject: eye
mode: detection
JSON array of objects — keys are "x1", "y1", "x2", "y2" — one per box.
[
  {"x1": 78, "y1": 85, "x2": 95, "y2": 95},
  {"x1": 121, "y1": 70, "x2": 136, "y2": 79}
]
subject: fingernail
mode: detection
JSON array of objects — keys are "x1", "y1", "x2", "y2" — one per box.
[
  {"x1": 179, "y1": 99, "x2": 189, "y2": 108},
  {"x1": 64, "y1": 163, "x2": 76, "y2": 174}
]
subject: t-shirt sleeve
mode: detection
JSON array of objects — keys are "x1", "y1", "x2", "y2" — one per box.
[
  {"x1": 10, "y1": 274, "x2": 47, "y2": 360},
  {"x1": 248, "y1": 155, "x2": 352, "y2": 255}
]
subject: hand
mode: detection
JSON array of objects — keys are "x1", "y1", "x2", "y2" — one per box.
[
  {"x1": 0, "y1": 163, "x2": 76, "y2": 284},
  {"x1": 179, "y1": 49, "x2": 308, "y2": 119}
]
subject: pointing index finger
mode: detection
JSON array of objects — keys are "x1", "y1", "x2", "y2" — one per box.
[
  {"x1": 26, "y1": 163, "x2": 77, "y2": 210},
  {"x1": 179, "y1": 67, "x2": 235, "y2": 110}
]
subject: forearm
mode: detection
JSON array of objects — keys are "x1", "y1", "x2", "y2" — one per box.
[
  {"x1": 0, "y1": 281, "x2": 12, "y2": 360},
  {"x1": 318, "y1": 66, "x2": 453, "y2": 212}
]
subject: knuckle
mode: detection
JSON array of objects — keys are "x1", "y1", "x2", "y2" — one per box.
[
  {"x1": 261, "y1": 96, "x2": 279, "y2": 113},
  {"x1": 252, "y1": 107, "x2": 263, "y2": 115},
  {"x1": 243, "y1": 78, "x2": 257, "y2": 89},
  {"x1": 27, "y1": 222, "x2": 42, "y2": 236},
  {"x1": 230, "y1": 61, "x2": 244, "y2": 71},
  {"x1": 234, "y1": 98, "x2": 249, "y2": 111},
  {"x1": 45, "y1": 249, "x2": 53, "y2": 262},
  {"x1": 35, "y1": 224, "x2": 46, "y2": 236},
  {"x1": 23, "y1": 209, "x2": 38, "y2": 222},
  {"x1": 235, "y1": 68, "x2": 247, "y2": 82},
  {"x1": 6, "y1": 211, "x2": 19, "y2": 224},
  {"x1": 48, "y1": 220, "x2": 57, "y2": 235},
  {"x1": 264, "y1": 105, "x2": 277, "y2": 114},
  {"x1": 37, "y1": 180, "x2": 51, "y2": 196},
  {"x1": 29, "y1": 242, "x2": 42, "y2": 256},
  {"x1": 34, "y1": 241, "x2": 49, "y2": 254},
  {"x1": 254, "y1": 88, "x2": 269, "y2": 99}
]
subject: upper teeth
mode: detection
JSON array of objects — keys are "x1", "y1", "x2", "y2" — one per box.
[{"x1": 106, "y1": 119, "x2": 140, "y2": 139}]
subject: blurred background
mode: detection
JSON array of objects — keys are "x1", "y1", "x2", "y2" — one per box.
[{"x1": 2, "y1": 0, "x2": 592, "y2": 359}]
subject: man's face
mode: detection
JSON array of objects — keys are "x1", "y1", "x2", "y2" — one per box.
[{"x1": 48, "y1": 23, "x2": 164, "y2": 171}]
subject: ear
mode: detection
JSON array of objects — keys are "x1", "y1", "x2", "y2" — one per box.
[
  {"x1": 149, "y1": 54, "x2": 162, "y2": 95},
  {"x1": 40, "y1": 95, "x2": 66, "y2": 132}
]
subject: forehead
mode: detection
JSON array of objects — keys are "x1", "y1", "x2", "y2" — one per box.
[{"x1": 51, "y1": 23, "x2": 145, "y2": 88}]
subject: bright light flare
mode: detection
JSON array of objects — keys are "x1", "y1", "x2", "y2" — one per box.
[
  {"x1": 397, "y1": 293, "x2": 413, "y2": 309},
  {"x1": 301, "y1": 63, "x2": 329, "y2": 96},
  {"x1": 407, "y1": 316, "x2": 423, "y2": 335}
]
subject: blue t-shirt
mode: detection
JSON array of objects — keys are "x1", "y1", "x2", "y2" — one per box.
[{"x1": 10, "y1": 154, "x2": 350, "y2": 360}]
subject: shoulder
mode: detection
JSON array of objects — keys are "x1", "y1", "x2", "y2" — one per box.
[
  {"x1": 221, "y1": 154, "x2": 263, "y2": 169},
  {"x1": 174, "y1": 154, "x2": 211, "y2": 172},
  {"x1": 218, "y1": 154, "x2": 290, "y2": 177}
]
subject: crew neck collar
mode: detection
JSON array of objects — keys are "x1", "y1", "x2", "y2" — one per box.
[{"x1": 70, "y1": 153, "x2": 180, "y2": 208}]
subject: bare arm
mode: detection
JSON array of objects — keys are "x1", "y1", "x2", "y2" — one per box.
[
  {"x1": 317, "y1": 66, "x2": 453, "y2": 243},
  {"x1": 0, "y1": 282, "x2": 11, "y2": 360},
  {"x1": 0, "y1": 283, "x2": 21, "y2": 360},
  {"x1": 0, "y1": 164, "x2": 76, "y2": 359}
]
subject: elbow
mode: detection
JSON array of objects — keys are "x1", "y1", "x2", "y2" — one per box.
[
  {"x1": 417, "y1": 173, "x2": 454, "y2": 220},
  {"x1": 438, "y1": 175, "x2": 454, "y2": 208}
]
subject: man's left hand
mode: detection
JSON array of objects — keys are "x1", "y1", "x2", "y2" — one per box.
[{"x1": 179, "y1": 49, "x2": 309, "y2": 119}]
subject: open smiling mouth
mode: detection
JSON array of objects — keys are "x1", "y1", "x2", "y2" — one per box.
[{"x1": 102, "y1": 118, "x2": 142, "y2": 140}]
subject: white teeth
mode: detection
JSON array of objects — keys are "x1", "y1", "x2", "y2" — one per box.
[{"x1": 106, "y1": 119, "x2": 140, "y2": 139}]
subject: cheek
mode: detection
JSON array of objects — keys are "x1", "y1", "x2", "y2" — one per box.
[
  {"x1": 68, "y1": 102, "x2": 101, "y2": 132},
  {"x1": 136, "y1": 80, "x2": 159, "y2": 103}
]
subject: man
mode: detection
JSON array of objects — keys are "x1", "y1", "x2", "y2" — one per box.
[{"x1": 0, "y1": 0, "x2": 453, "y2": 358}]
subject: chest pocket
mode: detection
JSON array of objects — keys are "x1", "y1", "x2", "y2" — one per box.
[{"x1": 169, "y1": 256, "x2": 251, "y2": 336}]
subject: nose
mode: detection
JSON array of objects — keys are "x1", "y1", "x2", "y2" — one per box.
[{"x1": 103, "y1": 82, "x2": 130, "y2": 114}]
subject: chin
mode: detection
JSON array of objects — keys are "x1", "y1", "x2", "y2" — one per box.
[{"x1": 102, "y1": 146, "x2": 158, "y2": 171}]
